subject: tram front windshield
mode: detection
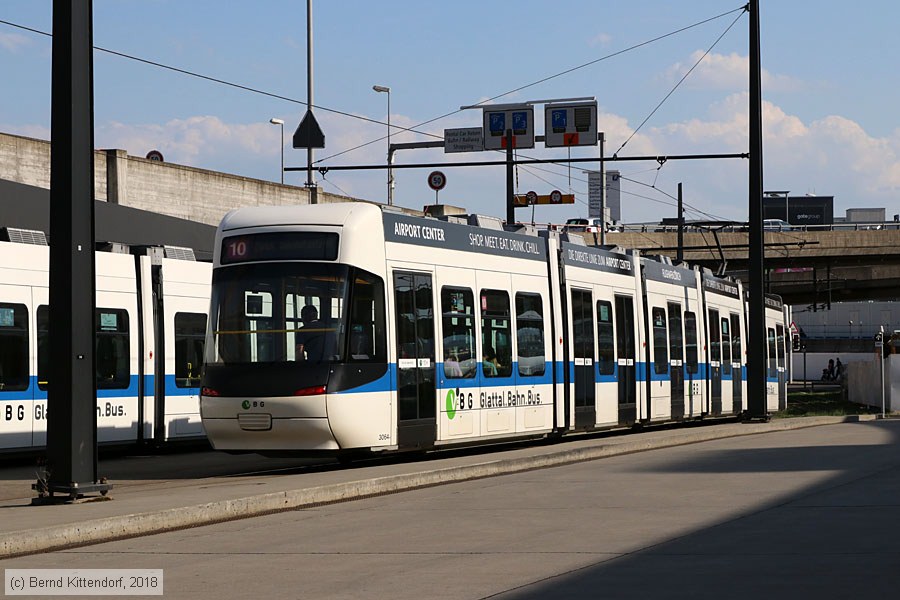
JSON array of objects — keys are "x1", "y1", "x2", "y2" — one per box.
[{"x1": 208, "y1": 263, "x2": 351, "y2": 365}]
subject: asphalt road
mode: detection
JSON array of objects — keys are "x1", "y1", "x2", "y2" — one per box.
[{"x1": 2, "y1": 420, "x2": 898, "y2": 599}]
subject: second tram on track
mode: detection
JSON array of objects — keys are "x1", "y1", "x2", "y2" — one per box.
[{"x1": 200, "y1": 203, "x2": 788, "y2": 456}]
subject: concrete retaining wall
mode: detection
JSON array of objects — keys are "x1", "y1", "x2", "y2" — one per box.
[{"x1": 0, "y1": 131, "x2": 359, "y2": 226}]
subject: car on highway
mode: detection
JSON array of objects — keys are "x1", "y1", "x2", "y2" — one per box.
[
  {"x1": 763, "y1": 219, "x2": 792, "y2": 231},
  {"x1": 564, "y1": 218, "x2": 604, "y2": 233}
]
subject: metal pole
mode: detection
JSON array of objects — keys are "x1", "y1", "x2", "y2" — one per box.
[
  {"x1": 387, "y1": 89, "x2": 392, "y2": 205},
  {"x1": 506, "y1": 129, "x2": 515, "y2": 225},
  {"x1": 306, "y1": 0, "x2": 317, "y2": 203},
  {"x1": 803, "y1": 345, "x2": 808, "y2": 391},
  {"x1": 881, "y1": 326, "x2": 886, "y2": 418},
  {"x1": 677, "y1": 182, "x2": 684, "y2": 263},
  {"x1": 747, "y1": 0, "x2": 767, "y2": 419},
  {"x1": 279, "y1": 122, "x2": 284, "y2": 184},
  {"x1": 599, "y1": 132, "x2": 606, "y2": 246},
  {"x1": 45, "y1": 0, "x2": 109, "y2": 500}
]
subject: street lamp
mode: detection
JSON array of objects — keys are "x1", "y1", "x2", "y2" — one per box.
[
  {"x1": 372, "y1": 85, "x2": 392, "y2": 205},
  {"x1": 269, "y1": 118, "x2": 284, "y2": 184}
]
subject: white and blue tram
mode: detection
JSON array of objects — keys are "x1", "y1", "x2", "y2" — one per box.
[
  {"x1": 199, "y1": 204, "x2": 788, "y2": 455},
  {"x1": 0, "y1": 231, "x2": 211, "y2": 454}
]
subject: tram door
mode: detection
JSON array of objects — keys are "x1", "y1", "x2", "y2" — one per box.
[
  {"x1": 730, "y1": 313, "x2": 743, "y2": 414},
  {"x1": 615, "y1": 295, "x2": 637, "y2": 425},
  {"x1": 667, "y1": 302, "x2": 684, "y2": 419},
  {"x1": 393, "y1": 272, "x2": 436, "y2": 448},
  {"x1": 571, "y1": 289, "x2": 595, "y2": 428},
  {"x1": 708, "y1": 309, "x2": 722, "y2": 415}
]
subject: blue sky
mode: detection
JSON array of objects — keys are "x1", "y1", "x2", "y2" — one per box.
[{"x1": 1, "y1": 1, "x2": 898, "y2": 225}]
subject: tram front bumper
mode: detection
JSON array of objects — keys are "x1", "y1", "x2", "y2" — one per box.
[
  {"x1": 200, "y1": 394, "x2": 338, "y2": 451},
  {"x1": 202, "y1": 416, "x2": 339, "y2": 451}
]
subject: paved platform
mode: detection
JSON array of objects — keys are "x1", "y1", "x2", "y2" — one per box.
[{"x1": 0, "y1": 416, "x2": 876, "y2": 558}]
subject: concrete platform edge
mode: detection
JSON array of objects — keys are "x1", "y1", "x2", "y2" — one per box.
[{"x1": 0, "y1": 415, "x2": 874, "y2": 558}]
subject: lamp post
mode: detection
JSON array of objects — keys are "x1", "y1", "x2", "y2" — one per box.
[
  {"x1": 372, "y1": 85, "x2": 392, "y2": 205},
  {"x1": 269, "y1": 118, "x2": 284, "y2": 184}
]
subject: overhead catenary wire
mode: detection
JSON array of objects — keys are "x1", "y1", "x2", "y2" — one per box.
[
  {"x1": 312, "y1": 5, "x2": 748, "y2": 164},
  {"x1": 613, "y1": 8, "x2": 746, "y2": 157},
  {"x1": 1, "y1": 7, "x2": 747, "y2": 222},
  {"x1": 0, "y1": 5, "x2": 745, "y2": 160}
]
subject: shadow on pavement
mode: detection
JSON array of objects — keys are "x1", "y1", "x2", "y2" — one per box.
[{"x1": 495, "y1": 421, "x2": 900, "y2": 600}]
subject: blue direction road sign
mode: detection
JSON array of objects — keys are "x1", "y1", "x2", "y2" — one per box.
[
  {"x1": 489, "y1": 113, "x2": 506, "y2": 135},
  {"x1": 551, "y1": 109, "x2": 567, "y2": 132},
  {"x1": 513, "y1": 111, "x2": 528, "y2": 134}
]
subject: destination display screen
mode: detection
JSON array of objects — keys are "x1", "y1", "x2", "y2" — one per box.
[{"x1": 220, "y1": 232, "x2": 339, "y2": 264}]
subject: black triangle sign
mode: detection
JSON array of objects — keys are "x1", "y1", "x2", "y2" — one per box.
[{"x1": 292, "y1": 109, "x2": 325, "y2": 149}]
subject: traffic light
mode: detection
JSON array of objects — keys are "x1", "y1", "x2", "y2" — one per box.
[{"x1": 791, "y1": 333, "x2": 801, "y2": 352}]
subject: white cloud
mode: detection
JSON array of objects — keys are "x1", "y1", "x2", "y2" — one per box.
[
  {"x1": 644, "y1": 93, "x2": 900, "y2": 220},
  {"x1": 589, "y1": 32, "x2": 612, "y2": 47},
  {"x1": 82, "y1": 95, "x2": 898, "y2": 225},
  {"x1": 0, "y1": 32, "x2": 30, "y2": 53},
  {"x1": 98, "y1": 115, "x2": 274, "y2": 164},
  {"x1": 665, "y1": 51, "x2": 804, "y2": 93}
]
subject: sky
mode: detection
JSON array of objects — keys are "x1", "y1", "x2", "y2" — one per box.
[{"x1": 1, "y1": 1, "x2": 898, "y2": 226}]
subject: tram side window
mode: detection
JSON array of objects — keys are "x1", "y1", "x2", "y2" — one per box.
[
  {"x1": 480, "y1": 290, "x2": 512, "y2": 378},
  {"x1": 516, "y1": 293, "x2": 545, "y2": 377},
  {"x1": 708, "y1": 310, "x2": 721, "y2": 365},
  {"x1": 441, "y1": 287, "x2": 475, "y2": 379},
  {"x1": 175, "y1": 313, "x2": 207, "y2": 388},
  {"x1": 347, "y1": 270, "x2": 386, "y2": 363},
  {"x1": 776, "y1": 324, "x2": 786, "y2": 369},
  {"x1": 37, "y1": 306, "x2": 49, "y2": 390},
  {"x1": 730, "y1": 313, "x2": 742, "y2": 374},
  {"x1": 684, "y1": 311, "x2": 699, "y2": 374},
  {"x1": 0, "y1": 303, "x2": 28, "y2": 392},
  {"x1": 651, "y1": 307, "x2": 668, "y2": 374},
  {"x1": 721, "y1": 318, "x2": 732, "y2": 375},
  {"x1": 767, "y1": 327, "x2": 777, "y2": 378},
  {"x1": 596, "y1": 300, "x2": 615, "y2": 375},
  {"x1": 96, "y1": 309, "x2": 130, "y2": 389},
  {"x1": 667, "y1": 302, "x2": 683, "y2": 367},
  {"x1": 37, "y1": 306, "x2": 130, "y2": 391}
]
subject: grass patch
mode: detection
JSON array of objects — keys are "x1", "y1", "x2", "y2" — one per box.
[{"x1": 776, "y1": 389, "x2": 880, "y2": 418}]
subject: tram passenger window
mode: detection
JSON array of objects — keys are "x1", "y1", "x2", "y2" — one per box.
[
  {"x1": 516, "y1": 293, "x2": 545, "y2": 377},
  {"x1": 730, "y1": 314, "x2": 742, "y2": 374},
  {"x1": 441, "y1": 287, "x2": 475, "y2": 379},
  {"x1": 0, "y1": 303, "x2": 28, "y2": 392},
  {"x1": 652, "y1": 307, "x2": 668, "y2": 375},
  {"x1": 667, "y1": 302, "x2": 683, "y2": 366},
  {"x1": 175, "y1": 313, "x2": 207, "y2": 387},
  {"x1": 347, "y1": 270, "x2": 385, "y2": 363},
  {"x1": 596, "y1": 300, "x2": 615, "y2": 375},
  {"x1": 684, "y1": 311, "x2": 698, "y2": 374},
  {"x1": 767, "y1": 327, "x2": 777, "y2": 378},
  {"x1": 37, "y1": 306, "x2": 49, "y2": 390},
  {"x1": 709, "y1": 310, "x2": 721, "y2": 365},
  {"x1": 96, "y1": 309, "x2": 130, "y2": 390},
  {"x1": 480, "y1": 290, "x2": 512, "y2": 378},
  {"x1": 721, "y1": 318, "x2": 732, "y2": 375},
  {"x1": 776, "y1": 324, "x2": 786, "y2": 369}
]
